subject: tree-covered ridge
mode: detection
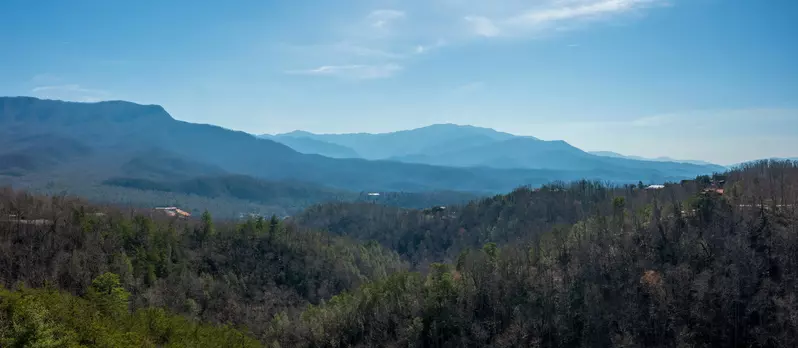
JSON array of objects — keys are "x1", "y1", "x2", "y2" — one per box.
[
  {"x1": 294, "y1": 177, "x2": 706, "y2": 266},
  {"x1": 270, "y1": 160, "x2": 798, "y2": 347},
  {"x1": 0, "y1": 189, "x2": 404, "y2": 341}
]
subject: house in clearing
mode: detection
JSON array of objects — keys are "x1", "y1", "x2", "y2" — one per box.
[{"x1": 154, "y1": 207, "x2": 191, "y2": 219}]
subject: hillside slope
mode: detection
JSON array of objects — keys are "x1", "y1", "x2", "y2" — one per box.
[{"x1": 259, "y1": 134, "x2": 360, "y2": 158}]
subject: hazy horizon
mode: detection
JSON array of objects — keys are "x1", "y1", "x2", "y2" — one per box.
[{"x1": 2, "y1": 0, "x2": 796, "y2": 164}]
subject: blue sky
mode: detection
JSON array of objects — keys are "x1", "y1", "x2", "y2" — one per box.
[{"x1": 1, "y1": 0, "x2": 796, "y2": 164}]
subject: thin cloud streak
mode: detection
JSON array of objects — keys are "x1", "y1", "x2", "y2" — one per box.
[
  {"x1": 285, "y1": 64, "x2": 402, "y2": 80},
  {"x1": 472, "y1": 0, "x2": 666, "y2": 37},
  {"x1": 282, "y1": 0, "x2": 667, "y2": 79},
  {"x1": 367, "y1": 9, "x2": 406, "y2": 28},
  {"x1": 464, "y1": 16, "x2": 501, "y2": 37},
  {"x1": 512, "y1": 0, "x2": 658, "y2": 24}
]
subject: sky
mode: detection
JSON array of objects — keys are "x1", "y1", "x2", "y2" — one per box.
[{"x1": 1, "y1": 0, "x2": 796, "y2": 165}]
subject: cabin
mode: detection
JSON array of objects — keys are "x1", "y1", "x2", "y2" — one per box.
[
  {"x1": 1, "y1": 215, "x2": 53, "y2": 226},
  {"x1": 154, "y1": 207, "x2": 191, "y2": 219},
  {"x1": 703, "y1": 188, "x2": 725, "y2": 195}
]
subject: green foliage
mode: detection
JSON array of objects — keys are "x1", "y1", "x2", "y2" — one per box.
[
  {"x1": 481, "y1": 242, "x2": 499, "y2": 263},
  {"x1": 0, "y1": 289, "x2": 64, "y2": 348},
  {"x1": 295, "y1": 179, "x2": 699, "y2": 265},
  {"x1": 0, "y1": 286, "x2": 261, "y2": 347},
  {"x1": 86, "y1": 272, "x2": 130, "y2": 317},
  {"x1": 0, "y1": 186, "x2": 405, "y2": 341}
]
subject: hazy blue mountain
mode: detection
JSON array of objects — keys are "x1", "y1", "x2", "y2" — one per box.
[
  {"x1": 259, "y1": 134, "x2": 360, "y2": 158},
  {"x1": 117, "y1": 149, "x2": 229, "y2": 180},
  {"x1": 277, "y1": 123, "x2": 518, "y2": 160},
  {"x1": 589, "y1": 151, "x2": 724, "y2": 169},
  {"x1": 394, "y1": 137, "x2": 722, "y2": 179},
  {"x1": 3, "y1": 97, "x2": 624, "y2": 193},
  {"x1": 0, "y1": 132, "x2": 93, "y2": 176},
  {"x1": 589, "y1": 151, "x2": 632, "y2": 159},
  {"x1": 279, "y1": 124, "x2": 722, "y2": 177},
  {"x1": 394, "y1": 138, "x2": 585, "y2": 169}
]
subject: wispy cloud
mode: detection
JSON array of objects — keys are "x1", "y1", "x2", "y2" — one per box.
[
  {"x1": 512, "y1": 0, "x2": 658, "y2": 24},
  {"x1": 31, "y1": 84, "x2": 110, "y2": 102},
  {"x1": 464, "y1": 16, "x2": 501, "y2": 37},
  {"x1": 281, "y1": 1, "x2": 666, "y2": 79},
  {"x1": 278, "y1": 42, "x2": 405, "y2": 61},
  {"x1": 452, "y1": 81, "x2": 485, "y2": 94},
  {"x1": 367, "y1": 9, "x2": 406, "y2": 29},
  {"x1": 630, "y1": 114, "x2": 674, "y2": 127},
  {"x1": 467, "y1": 0, "x2": 665, "y2": 38},
  {"x1": 286, "y1": 64, "x2": 402, "y2": 80},
  {"x1": 415, "y1": 39, "x2": 447, "y2": 54}
]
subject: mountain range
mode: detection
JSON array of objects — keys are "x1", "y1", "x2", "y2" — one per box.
[
  {"x1": 261, "y1": 124, "x2": 726, "y2": 175},
  {"x1": 0, "y1": 97, "x2": 731, "y2": 215},
  {"x1": 0, "y1": 97, "x2": 539, "y2": 192},
  {"x1": 263, "y1": 124, "x2": 518, "y2": 160},
  {"x1": 588, "y1": 151, "x2": 719, "y2": 167}
]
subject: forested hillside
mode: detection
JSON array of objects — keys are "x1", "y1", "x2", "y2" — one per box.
[
  {"x1": 294, "y1": 178, "x2": 704, "y2": 267},
  {"x1": 1, "y1": 160, "x2": 796, "y2": 347},
  {"x1": 280, "y1": 160, "x2": 798, "y2": 347},
  {"x1": 0, "y1": 190, "x2": 404, "y2": 344}
]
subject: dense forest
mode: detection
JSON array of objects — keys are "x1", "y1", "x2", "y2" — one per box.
[
  {"x1": 294, "y1": 178, "x2": 706, "y2": 267},
  {"x1": 2, "y1": 160, "x2": 797, "y2": 347}
]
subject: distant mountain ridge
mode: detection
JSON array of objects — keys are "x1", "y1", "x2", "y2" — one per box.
[
  {"x1": 1, "y1": 96, "x2": 726, "y2": 217},
  {"x1": 589, "y1": 151, "x2": 720, "y2": 167},
  {"x1": 266, "y1": 124, "x2": 726, "y2": 175},
  {"x1": 2, "y1": 97, "x2": 675, "y2": 197},
  {"x1": 258, "y1": 134, "x2": 360, "y2": 158},
  {"x1": 267, "y1": 123, "x2": 518, "y2": 160}
]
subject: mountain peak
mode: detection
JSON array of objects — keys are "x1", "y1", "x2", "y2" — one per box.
[
  {"x1": 277, "y1": 130, "x2": 317, "y2": 137},
  {"x1": 0, "y1": 96, "x2": 173, "y2": 125}
]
